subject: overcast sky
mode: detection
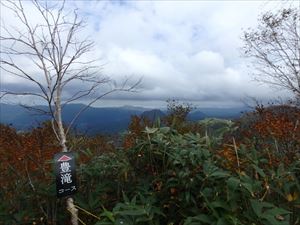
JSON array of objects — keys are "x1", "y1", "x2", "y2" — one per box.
[{"x1": 0, "y1": 0, "x2": 297, "y2": 108}]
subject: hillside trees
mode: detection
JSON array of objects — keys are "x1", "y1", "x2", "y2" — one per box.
[
  {"x1": 164, "y1": 99, "x2": 194, "y2": 126},
  {"x1": 231, "y1": 104, "x2": 300, "y2": 159},
  {"x1": 243, "y1": 7, "x2": 300, "y2": 98},
  {"x1": 0, "y1": 123, "x2": 61, "y2": 224},
  {"x1": 1, "y1": 115, "x2": 300, "y2": 224}
]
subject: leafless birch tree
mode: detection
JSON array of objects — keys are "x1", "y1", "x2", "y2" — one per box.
[
  {"x1": 0, "y1": 0, "x2": 139, "y2": 224},
  {"x1": 242, "y1": 8, "x2": 300, "y2": 99},
  {"x1": 0, "y1": 0, "x2": 139, "y2": 150}
]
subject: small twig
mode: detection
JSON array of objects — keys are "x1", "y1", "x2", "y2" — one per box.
[
  {"x1": 205, "y1": 130, "x2": 210, "y2": 148},
  {"x1": 233, "y1": 137, "x2": 240, "y2": 172},
  {"x1": 74, "y1": 204, "x2": 101, "y2": 220},
  {"x1": 273, "y1": 138, "x2": 279, "y2": 154},
  {"x1": 260, "y1": 181, "x2": 270, "y2": 201},
  {"x1": 292, "y1": 119, "x2": 299, "y2": 139},
  {"x1": 25, "y1": 162, "x2": 36, "y2": 192}
]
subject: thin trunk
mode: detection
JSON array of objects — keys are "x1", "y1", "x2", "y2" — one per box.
[
  {"x1": 55, "y1": 86, "x2": 78, "y2": 225},
  {"x1": 67, "y1": 198, "x2": 78, "y2": 225},
  {"x1": 55, "y1": 85, "x2": 67, "y2": 152}
]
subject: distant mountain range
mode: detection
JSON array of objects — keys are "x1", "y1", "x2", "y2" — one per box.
[{"x1": 0, "y1": 103, "x2": 248, "y2": 134}]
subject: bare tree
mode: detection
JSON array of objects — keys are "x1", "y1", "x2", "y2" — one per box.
[
  {"x1": 242, "y1": 8, "x2": 300, "y2": 98},
  {"x1": 0, "y1": 0, "x2": 139, "y2": 224},
  {"x1": 0, "y1": 0, "x2": 140, "y2": 149}
]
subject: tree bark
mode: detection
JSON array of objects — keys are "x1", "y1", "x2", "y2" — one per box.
[
  {"x1": 66, "y1": 198, "x2": 78, "y2": 225},
  {"x1": 55, "y1": 85, "x2": 68, "y2": 152}
]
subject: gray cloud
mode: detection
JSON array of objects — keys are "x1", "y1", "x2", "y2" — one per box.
[{"x1": 1, "y1": 1, "x2": 294, "y2": 108}]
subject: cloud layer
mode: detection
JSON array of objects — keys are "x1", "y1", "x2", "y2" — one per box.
[{"x1": 1, "y1": 1, "x2": 294, "y2": 108}]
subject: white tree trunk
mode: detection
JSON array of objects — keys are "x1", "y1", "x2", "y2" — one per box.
[
  {"x1": 66, "y1": 198, "x2": 78, "y2": 225},
  {"x1": 55, "y1": 86, "x2": 68, "y2": 152},
  {"x1": 55, "y1": 87, "x2": 77, "y2": 224}
]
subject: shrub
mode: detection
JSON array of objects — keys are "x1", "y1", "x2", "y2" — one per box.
[
  {"x1": 234, "y1": 104, "x2": 300, "y2": 160},
  {"x1": 1, "y1": 104, "x2": 299, "y2": 225},
  {"x1": 89, "y1": 127, "x2": 300, "y2": 225}
]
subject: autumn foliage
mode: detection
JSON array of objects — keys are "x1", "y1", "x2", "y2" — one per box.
[
  {"x1": 235, "y1": 104, "x2": 300, "y2": 156},
  {"x1": 0, "y1": 103, "x2": 300, "y2": 225},
  {"x1": 0, "y1": 122, "x2": 116, "y2": 224},
  {"x1": 123, "y1": 115, "x2": 152, "y2": 149},
  {"x1": 0, "y1": 122, "x2": 59, "y2": 188}
]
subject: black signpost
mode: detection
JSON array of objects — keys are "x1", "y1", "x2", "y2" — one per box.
[{"x1": 54, "y1": 152, "x2": 77, "y2": 198}]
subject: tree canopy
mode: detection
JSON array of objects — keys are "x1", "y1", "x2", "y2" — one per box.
[{"x1": 243, "y1": 8, "x2": 300, "y2": 98}]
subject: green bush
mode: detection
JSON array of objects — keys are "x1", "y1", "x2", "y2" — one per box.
[
  {"x1": 75, "y1": 126, "x2": 299, "y2": 225},
  {"x1": 1, "y1": 121, "x2": 299, "y2": 225}
]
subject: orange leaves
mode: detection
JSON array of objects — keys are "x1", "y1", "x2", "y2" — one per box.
[
  {"x1": 253, "y1": 109, "x2": 299, "y2": 141},
  {"x1": 0, "y1": 122, "x2": 60, "y2": 190},
  {"x1": 123, "y1": 115, "x2": 151, "y2": 149},
  {"x1": 236, "y1": 104, "x2": 300, "y2": 157},
  {"x1": 218, "y1": 145, "x2": 247, "y2": 171},
  {"x1": 218, "y1": 145, "x2": 237, "y2": 170},
  {"x1": 254, "y1": 106, "x2": 300, "y2": 156}
]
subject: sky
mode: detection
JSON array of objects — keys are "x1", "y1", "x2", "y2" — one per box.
[{"x1": 0, "y1": 0, "x2": 297, "y2": 108}]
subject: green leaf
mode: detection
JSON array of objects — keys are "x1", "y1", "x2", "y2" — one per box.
[
  {"x1": 145, "y1": 127, "x2": 158, "y2": 134},
  {"x1": 210, "y1": 200, "x2": 228, "y2": 210},
  {"x1": 250, "y1": 199, "x2": 290, "y2": 225},
  {"x1": 115, "y1": 209, "x2": 146, "y2": 216},
  {"x1": 242, "y1": 182, "x2": 254, "y2": 195},
  {"x1": 253, "y1": 165, "x2": 266, "y2": 178},
  {"x1": 250, "y1": 200, "x2": 260, "y2": 217},
  {"x1": 216, "y1": 218, "x2": 227, "y2": 225},
  {"x1": 262, "y1": 214, "x2": 289, "y2": 225},
  {"x1": 160, "y1": 127, "x2": 171, "y2": 134},
  {"x1": 261, "y1": 207, "x2": 290, "y2": 225},
  {"x1": 95, "y1": 221, "x2": 114, "y2": 225},
  {"x1": 210, "y1": 170, "x2": 230, "y2": 178},
  {"x1": 227, "y1": 177, "x2": 240, "y2": 191},
  {"x1": 184, "y1": 214, "x2": 212, "y2": 225},
  {"x1": 266, "y1": 207, "x2": 290, "y2": 216},
  {"x1": 100, "y1": 208, "x2": 115, "y2": 222}
]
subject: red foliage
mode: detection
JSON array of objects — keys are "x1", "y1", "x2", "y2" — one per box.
[
  {"x1": 123, "y1": 115, "x2": 151, "y2": 149},
  {"x1": 228, "y1": 104, "x2": 300, "y2": 166},
  {"x1": 0, "y1": 123, "x2": 60, "y2": 196}
]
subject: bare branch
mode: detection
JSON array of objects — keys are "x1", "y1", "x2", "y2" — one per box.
[
  {"x1": 1, "y1": 1, "x2": 143, "y2": 224},
  {"x1": 1, "y1": 0, "x2": 140, "y2": 153},
  {"x1": 0, "y1": 91, "x2": 47, "y2": 101},
  {"x1": 65, "y1": 77, "x2": 142, "y2": 135},
  {"x1": 19, "y1": 104, "x2": 50, "y2": 116},
  {"x1": 242, "y1": 8, "x2": 300, "y2": 97}
]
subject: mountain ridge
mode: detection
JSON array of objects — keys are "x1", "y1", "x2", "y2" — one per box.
[{"x1": 0, "y1": 103, "x2": 248, "y2": 134}]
